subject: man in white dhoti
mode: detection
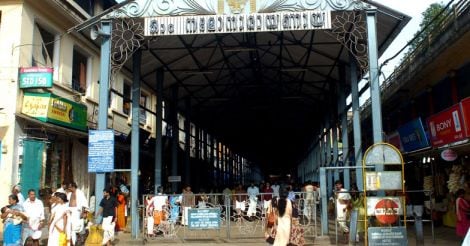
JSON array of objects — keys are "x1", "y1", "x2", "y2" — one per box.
[{"x1": 67, "y1": 181, "x2": 89, "y2": 245}]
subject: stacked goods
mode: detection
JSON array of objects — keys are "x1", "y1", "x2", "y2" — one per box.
[
  {"x1": 423, "y1": 176, "x2": 433, "y2": 194},
  {"x1": 447, "y1": 165, "x2": 463, "y2": 193}
]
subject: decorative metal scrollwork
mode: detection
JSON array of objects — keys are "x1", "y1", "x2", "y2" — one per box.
[
  {"x1": 110, "y1": 18, "x2": 145, "y2": 81},
  {"x1": 258, "y1": 0, "x2": 367, "y2": 13},
  {"x1": 326, "y1": 11, "x2": 368, "y2": 74}
]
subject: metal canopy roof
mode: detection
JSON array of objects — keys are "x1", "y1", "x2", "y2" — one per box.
[{"x1": 103, "y1": 0, "x2": 410, "y2": 173}]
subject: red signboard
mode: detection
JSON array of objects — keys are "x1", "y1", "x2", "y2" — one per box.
[
  {"x1": 387, "y1": 131, "x2": 402, "y2": 151},
  {"x1": 427, "y1": 104, "x2": 465, "y2": 147},
  {"x1": 460, "y1": 97, "x2": 470, "y2": 137},
  {"x1": 375, "y1": 199, "x2": 399, "y2": 225}
]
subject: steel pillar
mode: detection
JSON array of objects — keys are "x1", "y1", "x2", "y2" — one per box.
[
  {"x1": 332, "y1": 125, "x2": 339, "y2": 182},
  {"x1": 95, "y1": 20, "x2": 111, "y2": 217},
  {"x1": 184, "y1": 98, "x2": 191, "y2": 186},
  {"x1": 320, "y1": 167, "x2": 328, "y2": 235},
  {"x1": 131, "y1": 49, "x2": 141, "y2": 238},
  {"x1": 340, "y1": 89, "x2": 350, "y2": 190},
  {"x1": 171, "y1": 85, "x2": 178, "y2": 192},
  {"x1": 154, "y1": 68, "x2": 163, "y2": 191},
  {"x1": 351, "y1": 56, "x2": 363, "y2": 191},
  {"x1": 366, "y1": 9, "x2": 384, "y2": 144}
]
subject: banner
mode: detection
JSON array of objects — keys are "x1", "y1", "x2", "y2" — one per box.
[
  {"x1": 427, "y1": 104, "x2": 465, "y2": 147},
  {"x1": 397, "y1": 118, "x2": 429, "y2": 152},
  {"x1": 460, "y1": 97, "x2": 470, "y2": 137},
  {"x1": 22, "y1": 92, "x2": 87, "y2": 131}
]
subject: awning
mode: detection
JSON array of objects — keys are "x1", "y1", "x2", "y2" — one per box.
[{"x1": 16, "y1": 113, "x2": 88, "y2": 138}]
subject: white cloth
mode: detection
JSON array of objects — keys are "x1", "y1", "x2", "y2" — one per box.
[
  {"x1": 17, "y1": 193, "x2": 25, "y2": 204},
  {"x1": 335, "y1": 188, "x2": 351, "y2": 233},
  {"x1": 148, "y1": 194, "x2": 168, "y2": 212},
  {"x1": 182, "y1": 206, "x2": 191, "y2": 226},
  {"x1": 247, "y1": 186, "x2": 259, "y2": 200},
  {"x1": 271, "y1": 185, "x2": 280, "y2": 198},
  {"x1": 235, "y1": 200, "x2": 246, "y2": 211},
  {"x1": 247, "y1": 198, "x2": 257, "y2": 216},
  {"x1": 67, "y1": 189, "x2": 89, "y2": 211},
  {"x1": 47, "y1": 204, "x2": 69, "y2": 246},
  {"x1": 22, "y1": 198, "x2": 45, "y2": 242},
  {"x1": 101, "y1": 216, "x2": 115, "y2": 245}
]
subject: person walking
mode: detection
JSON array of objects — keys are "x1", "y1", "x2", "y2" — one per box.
[
  {"x1": 22, "y1": 189, "x2": 45, "y2": 246},
  {"x1": 116, "y1": 188, "x2": 127, "y2": 232},
  {"x1": 247, "y1": 182, "x2": 259, "y2": 220},
  {"x1": 273, "y1": 189, "x2": 292, "y2": 246},
  {"x1": 96, "y1": 188, "x2": 117, "y2": 246},
  {"x1": 334, "y1": 180, "x2": 351, "y2": 237},
  {"x1": 66, "y1": 181, "x2": 88, "y2": 245},
  {"x1": 47, "y1": 192, "x2": 70, "y2": 246},
  {"x1": 181, "y1": 185, "x2": 195, "y2": 226}
]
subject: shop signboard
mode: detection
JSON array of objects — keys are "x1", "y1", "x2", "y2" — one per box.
[
  {"x1": 427, "y1": 104, "x2": 465, "y2": 147},
  {"x1": 88, "y1": 130, "x2": 114, "y2": 172},
  {"x1": 460, "y1": 97, "x2": 470, "y2": 137},
  {"x1": 19, "y1": 67, "x2": 53, "y2": 88},
  {"x1": 188, "y1": 208, "x2": 220, "y2": 230},
  {"x1": 441, "y1": 148, "x2": 458, "y2": 161},
  {"x1": 368, "y1": 226, "x2": 407, "y2": 246},
  {"x1": 22, "y1": 92, "x2": 87, "y2": 131},
  {"x1": 386, "y1": 131, "x2": 403, "y2": 151},
  {"x1": 397, "y1": 118, "x2": 429, "y2": 152}
]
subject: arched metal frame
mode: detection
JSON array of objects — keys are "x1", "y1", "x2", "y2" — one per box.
[{"x1": 107, "y1": 0, "x2": 372, "y2": 80}]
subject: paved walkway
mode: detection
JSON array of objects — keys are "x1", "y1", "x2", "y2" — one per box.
[{"x1": 0, "y1": 221, "x2": 463, "y2": 245}]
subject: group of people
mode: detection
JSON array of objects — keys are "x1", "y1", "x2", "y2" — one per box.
[{"x1": 1, "y1": 181, "x2": 128, "y2": 246}]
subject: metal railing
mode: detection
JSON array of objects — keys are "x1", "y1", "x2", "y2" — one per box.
[{"x1": 140, "y1": 192, "x2": 321, "y2": 242}]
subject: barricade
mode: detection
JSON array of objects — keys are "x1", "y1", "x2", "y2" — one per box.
[{"x1": 140, "y1": 191, "x2": 321, "y2": 243}]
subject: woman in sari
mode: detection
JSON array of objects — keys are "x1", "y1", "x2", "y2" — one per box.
[
  {"x1": 273, "y1": 189, "x2": 292, "y2": 246},
  {"x1": 48, "y1": 192, "x2": 70, "y2": 246},
  {"x1": 456, "y1": 189, "x2": 470, "y2": 238},
  {"x1": 1, "y1": 194, "x2": 27, "y2": 246},
  {"x1": 116, "y1": 189, "x2": 127, "y2": 232},
  {"x1": 169, "y1": 192, "x2": 181, "y2": 223}
]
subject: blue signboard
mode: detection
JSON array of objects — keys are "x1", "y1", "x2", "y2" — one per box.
[
  {"x1": 188, "y1": 208, "x2": 220, "y2": 230},
  {"x1": 368, "y1": 226, "x2": 407, "y2": 246},
  {"x1": 88, "y1": 130, "x2": 114, "y2": 172},
  {"x1": 397, "y1": 118, "x2": 430, "y2": 152}
]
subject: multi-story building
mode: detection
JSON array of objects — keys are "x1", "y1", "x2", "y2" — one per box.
[{"x1": 0, "y1": 0, "x2": 155, "y2": 208}]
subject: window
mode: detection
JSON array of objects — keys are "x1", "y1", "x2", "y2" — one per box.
[
  {"x1": 32, "y1": 24, "x2": 55, "y2": 67},
  {"x1": 73, "y1": 0, "x2": 94, "y2": 15},
  {"x1": 72, "y1": 49, "x2": 88, "y2": 93},
  {"x1": 139, "y1": 94, "x2": 147, "y2": 125},
  {"x1": 122, "y1": 82, "x2": 131, "y2": 115}
]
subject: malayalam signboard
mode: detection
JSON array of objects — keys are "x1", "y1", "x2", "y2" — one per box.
[
  {"x1": 365, "y1": 171, "x2": 402, "y2": 191},
  {"x1": 397, "y1": 118, "x2": 429, "y2": 152},
  {"x1": 21, "y1": 92, "x2": 87, "y2": 131},
  {"x1": 19, "y1": 67, "x2": 53, "y2": 88},
  {"x1": 188, "y1": 208, "x2": 220, "y2": 230},
  {"x1": 427, "y1": 104, "x2": 465, "y2": 147},
  {"x1": 368, "y1": 227, "x2": 407, "y2": 246},
  {"x1": 88, "y1": 130, "x2": 114, "y2": 172},
  {"x1": 145, "y1": 11, "x2": 331, "y2": 36}
]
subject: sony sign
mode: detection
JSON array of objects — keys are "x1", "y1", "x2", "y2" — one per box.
[{"x1": 144, "y1": 11, "x2": 331, "y2": 36}]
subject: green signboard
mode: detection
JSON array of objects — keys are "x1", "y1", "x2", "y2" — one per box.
[
  {"x1": 22, "y1": 92, "x2": 87, "y2": 131},
  {"x1": 19, "y1": 67, "x2": 53, "y2": 88}
]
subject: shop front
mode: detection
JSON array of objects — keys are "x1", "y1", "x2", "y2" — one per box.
[
  {"x1": 388, "y1": 99, "x2": 470, "y2": 229},
  {"x1": 17, "y1": 92, "x2": 93, "y2": 204}
]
